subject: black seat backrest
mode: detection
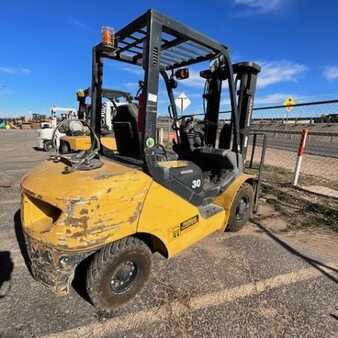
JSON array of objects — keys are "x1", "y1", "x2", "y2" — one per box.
[
  {"x1": 174, "y1": 120, "x2": 205, "y2": 158},
  {"x1": 219, "y1": 123, "x2": 232, "y2": 149},
  {"x1": 113, "y1": 103, "x2": 140, "y2": 157}
]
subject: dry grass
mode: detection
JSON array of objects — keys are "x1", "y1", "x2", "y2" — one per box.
[{"x1": 246, "y1": 163, "x2": 338, "y2": 232}]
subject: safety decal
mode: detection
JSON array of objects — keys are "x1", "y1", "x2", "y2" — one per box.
[
  {"x1": 148, "y1": 93, "x2": 157, "y2": 103},
  {"x1": 180, "y1": 215, "x2": 199, "y2": 232},
  {"x1": 169, "y1": 226, "x2": 181, "y2": 241},
  {"x1": 145, "y1": 137, "x2": 155, "y2": 148}
]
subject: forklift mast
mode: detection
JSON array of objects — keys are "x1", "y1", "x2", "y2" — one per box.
[
  {"x1": 204, "y1": 72, "x2": 222, "y2": 146},
  {"x1": 202, "y1": 60, "x2": 261, "y2": 157},
  {"x1": 233, "y1": 62, "x2": 261, "y2": 158}
]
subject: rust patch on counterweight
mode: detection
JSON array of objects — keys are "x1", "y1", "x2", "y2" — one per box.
[
  {"x1": 66, "y1": 216, "x2": 89, "y2": 227},
  {"x1": 94, "y1": 172, "x2": 121, "y2": 180}
]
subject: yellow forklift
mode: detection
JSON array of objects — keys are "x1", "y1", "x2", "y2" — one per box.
[
  {"x1": 21, "y1": 9, "x2": 263, "y2": 314},
  {"x1": 57, "y1": 88, "x2": 131, "y2": 153}
]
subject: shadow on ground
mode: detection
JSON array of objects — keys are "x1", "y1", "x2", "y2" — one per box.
[
  {"x1": 252, "y1": 219, "x2": 338, "y2": 284},
  {"x1": 14, "y1": 210, "x2": 31, "y2": 273},
  {"x1": 0, "y1": 251, "x2": 14, "y2": 298}
]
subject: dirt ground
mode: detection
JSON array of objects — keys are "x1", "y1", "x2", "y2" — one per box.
[{"x1": 0, "y1": 130, "x2": 337, "y2": 338}]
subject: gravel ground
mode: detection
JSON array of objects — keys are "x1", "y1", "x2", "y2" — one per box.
[{"x1": 0, "y1": 130, "x2": 337, "y2": 338}]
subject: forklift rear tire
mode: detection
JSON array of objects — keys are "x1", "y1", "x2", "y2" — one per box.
[
  {"x1": 86, "y1": 237, "x2": 152, "y2": 314},
  {"x1": 227, "y1": 182, "x2": 253, "y2": 232}
]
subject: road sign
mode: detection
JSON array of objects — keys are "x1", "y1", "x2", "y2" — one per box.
[
  {"x1": 175, "y1": 93, "x2": 191, "y2": 113},
  {"x1": 284, "y1": 97, "x2": 295, "y2": 112}
]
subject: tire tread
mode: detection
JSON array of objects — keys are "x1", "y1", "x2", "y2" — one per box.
[{"x1": 87, "y1": 236, "x2": 151, "y2": 314}]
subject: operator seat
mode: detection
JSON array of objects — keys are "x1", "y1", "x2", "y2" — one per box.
[
  {"x1": 218, "y1": 123, "x2": 232, "y2": 150},
  {"x1": 112, "y1": 103, "x2": 141, "y2": 157},
  {"x1": 175, "y1": 118, "x2": 236, "y2": 172}
]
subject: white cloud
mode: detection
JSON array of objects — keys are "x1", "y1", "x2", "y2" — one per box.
[
  {"x1": 71, "y1": 18, "x2": 94, "y2": 32},
  {"x1": 234, "y1": 0, "x2": 284, "y2": 13},
  {"x1": 124, "y1": 82, "x2": 139, "y2": 89},
  {"x1": 170, "y1": 60, "x2": 306, "y2": 90},
  {"x1": 257, "y1": 60, "x2": 307, "y2": 88},
  {"x1": 121, "y1": 66, "x2": 143, "y2": 75},
  {"x1": 255, "y1": 93, "x2": 289, "y2": 105},
  {"x1": 122, "y1": 60, "x2": 306, "y2": 98},
  {"x1": 254, "y1": 93, "x2": 307, "y2": 105},
  {"x1": 323, "y1": 66, "x2": 338, "y2": 81},
  {"x1": 0, "y1": 67, "x2": 31, "y2": 75}
]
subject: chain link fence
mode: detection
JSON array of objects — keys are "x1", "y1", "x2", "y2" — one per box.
[
  {"x1": 157, "y1": 99, "x2": 338, "y2": 192},
  {"x1": 246, "y1": 132, "x2": 338, "y2": 188},
  {"x1": 247, "y1": 99, "x2": 338, "y2": 191}
]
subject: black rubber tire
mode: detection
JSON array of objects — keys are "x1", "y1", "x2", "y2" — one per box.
[
  {"x1": 59, "y1": 141, "x2": 70, "y2": 154},
  {"x1": 227, "y1": 182, "x2": 254, "y2": 232},
  {"x1": 86, "y1": 237, "x2": 152, "y2": 314}
]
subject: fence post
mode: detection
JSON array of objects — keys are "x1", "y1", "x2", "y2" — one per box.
[
  {"x1": 159, "y1": 127, "x2": 164, "y2": 145},
  {"x1": 293, "y1": 128, "x2": 309, "y2": 186},
  {"x1": 249, "y1": 133, "x2": 257, "y2": 168}
]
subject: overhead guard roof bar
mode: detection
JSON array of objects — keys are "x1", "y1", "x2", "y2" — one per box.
[{"x1": 96, "y1": 9, "x2": 229, "y2": 70}]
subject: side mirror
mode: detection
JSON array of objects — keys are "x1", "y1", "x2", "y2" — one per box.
[{"x1": 175, "y1": 68, "x2": 189, "y2": 80}]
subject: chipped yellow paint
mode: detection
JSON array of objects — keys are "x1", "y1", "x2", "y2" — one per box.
[
  {"x1": 137, "y1": 181, "x2": 225, "y2": 257},
  {"x1": 61, "y1": 135, "x2": 117, "y2": 152},
  {"x1": 21, "y1": 158, "x2": 151, "y2": 251}
]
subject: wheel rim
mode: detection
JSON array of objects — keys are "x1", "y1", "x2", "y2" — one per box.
[
  {"x1": 235, "y1": 197, "x2": 249, "y2": 221},
  {"x1": 110, "y1": 261, "x2": 137, "y2": 294}
]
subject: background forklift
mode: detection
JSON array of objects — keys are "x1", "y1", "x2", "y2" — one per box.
[
  {"x1": 57, "y1": 88, "x2": 131, "y2": 153},
  {"x1": 21, "y1": 9, "x2": 263, "y2": 315}
]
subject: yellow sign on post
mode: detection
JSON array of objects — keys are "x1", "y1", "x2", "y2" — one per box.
[{"x1": 284, "y1": 97, "x2": 295, "y2": 112}]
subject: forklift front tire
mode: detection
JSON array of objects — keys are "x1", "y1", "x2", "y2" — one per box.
[
  {"x1": 86, "y1": 237, "x2": 152, "y2": 314},
  {"x1": 227, "y1": 182, "x2": 253, "y2": 232}
]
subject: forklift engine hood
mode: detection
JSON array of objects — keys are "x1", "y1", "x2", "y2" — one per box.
[{"x1": 21, "y1": 159, "x2": 152, "y2": 251}]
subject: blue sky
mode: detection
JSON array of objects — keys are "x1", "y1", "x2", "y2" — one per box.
[{"x1": 1, "y1": 0, "x2": 338, "y2": 117}]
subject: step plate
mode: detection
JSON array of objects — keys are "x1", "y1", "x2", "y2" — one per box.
[{"x1": 198, "y1": 203, "x2": 224, "y2": 219}]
